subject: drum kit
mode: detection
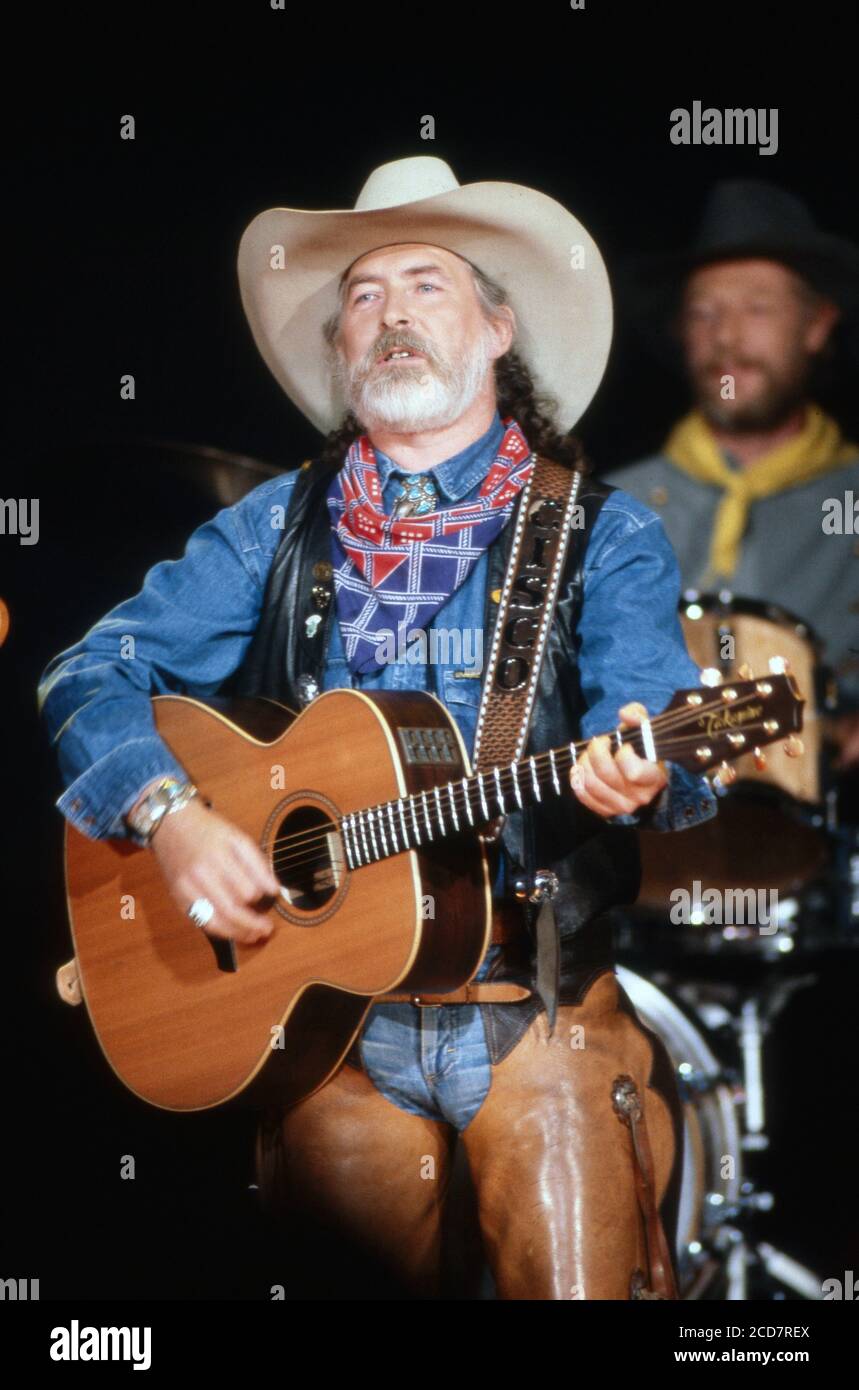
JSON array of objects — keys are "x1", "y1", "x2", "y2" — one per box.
[{"x1": 616, "y1": 589, "x2": 859, "y2": 1301}]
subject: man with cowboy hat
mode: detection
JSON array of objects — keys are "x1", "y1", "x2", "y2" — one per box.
[
  {"x1": 605, "y1": 179, "x2": 859, "y2": 768},
  {"x1": 38, "y1": 155, "x2": 718, "y2": 1299}
]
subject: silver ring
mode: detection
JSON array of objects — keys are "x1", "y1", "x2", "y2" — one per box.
[{"x1": 187, "y1": 897, "x2": 215, "y2": 929}]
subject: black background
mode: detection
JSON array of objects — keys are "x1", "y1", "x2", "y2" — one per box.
[{"x1": 3, "y1": 0, "x2": 859, "y2": 1304}]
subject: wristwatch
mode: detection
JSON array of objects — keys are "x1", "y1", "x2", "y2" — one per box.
[{"x1": 126, "y1": 777, "x2": 199, "y2": 847}]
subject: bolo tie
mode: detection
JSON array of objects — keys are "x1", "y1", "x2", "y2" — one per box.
[{"x1": 391, "y1": 470, "x2": 440, "y2": 518}]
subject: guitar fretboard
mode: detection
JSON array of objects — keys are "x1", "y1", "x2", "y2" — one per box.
[
  {"x1": 338, "y1": 730, "x2": 639, "y2": 868},
  {"x1": 335, "y1": 675, "x2": 796, "y2": 869}
]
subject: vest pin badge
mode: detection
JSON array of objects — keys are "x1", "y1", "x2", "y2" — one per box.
[
  {"x1": 297, "y1": 674, "x2": 320, "y2": 705},
  {"x1": 305, "y1": 615, "x2": 322, "y2": 638}
]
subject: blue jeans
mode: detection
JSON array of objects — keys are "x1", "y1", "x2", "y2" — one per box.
[{"x1": 352, "y1": 946, "x2": 504, "y2": 1131}]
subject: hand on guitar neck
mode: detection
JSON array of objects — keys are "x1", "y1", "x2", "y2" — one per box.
[
  {"x1": 144, "y1": 797, "x2": 280, "y2": 945},
  {"x1": 568, "y1": 702, "x2": 669, "y2": 817},
  {"x1": 129, "y1": 699, "x2": 667, "y2": 944}
]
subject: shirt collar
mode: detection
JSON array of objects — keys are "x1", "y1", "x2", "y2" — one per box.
[{"x1": 373, "y1": 410, "x2": 507, "y2": 503}]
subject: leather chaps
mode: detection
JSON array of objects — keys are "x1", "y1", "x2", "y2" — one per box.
[{"x1": 254, "y1": 968, "x2": 684, "y2": 1300}]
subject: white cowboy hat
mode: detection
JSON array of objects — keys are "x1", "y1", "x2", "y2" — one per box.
[{"x1": 237, "y1": 155, "x2": 613, "y2": 436}]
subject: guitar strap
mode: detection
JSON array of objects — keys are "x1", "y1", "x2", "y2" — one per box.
[
  {"x1": 473, "y1": 453, "x2": 584, "y2": 1033},
  {"x1": 471, "y1": 458, "x2": 684, "y2": 1301}
]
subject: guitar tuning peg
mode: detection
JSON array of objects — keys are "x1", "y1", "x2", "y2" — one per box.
[
  {"x1": 768, "y1": 655, "x2": 790, "y2": 674},
  {"x1": 700, "y1": 667, "x2": 722, "y2": 687},
  {"x1": 783, "y1": 735, "x2": 804, "y2": 758},
  {"x1": 753, "y1": 747, "x2": 767, "y2": 772},
  {"x1": 716, "y1": 761, "x2": 738, "y2": 786},
  {"x1": 737, "y1": 663, "x2": 753, "y2": 680}
]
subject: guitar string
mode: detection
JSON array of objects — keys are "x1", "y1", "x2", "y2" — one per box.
[
  {"x1": 268, "y1": 721, "x2": 779, "y2": 875},
  {"x1": 267, "y1": 711, "x2": 783, "y2": 881},
  {"x1": 265, "y1": 704, "x2": 786, "y2": 876},
  {"x1": 260, "y1": 684, "x2": 775, "y2": 859},
  {"x1": 263, "y1": 688, "x2": 784, "y2": 870}
]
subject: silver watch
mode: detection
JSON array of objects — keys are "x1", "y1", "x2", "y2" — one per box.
[{"x1": 127, "y1": 777, "x2": 198, "y2": 846}]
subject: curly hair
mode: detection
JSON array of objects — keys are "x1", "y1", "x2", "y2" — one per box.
[{"x1": 317, "y1": 256, "x2": 591, "y2": 474}]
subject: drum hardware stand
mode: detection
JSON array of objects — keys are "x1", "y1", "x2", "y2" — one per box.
[
  {"x1": 678, "y1": 972, "x2": 824, "y2": 1299},
  {"x1": 737, "y1": 996, "x2": 770, "y2": 1151},
  {"x1": 687, "y1": 1181, "x2": 824, "y2": 1300},
  {"x1": 726, "y1": 975, "x2": 818, "y2": 1151},
  {"x1": 708, "y1": 1226, "x2": 825, "y2": 1301}
]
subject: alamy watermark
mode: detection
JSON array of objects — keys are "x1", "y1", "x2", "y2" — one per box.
[
  {"x1": 821, "y1": 491, "x2": 858, "y2": 534},
  {"x1": 0, "y1": 498, "x2": 39, "y2": 545},
  {"x1": 0, "y1": 1276, "x2": 39, "y2": 1299},
  {"x1": 822, "y1": 1270, "x2": 859, "y2": 1299},
  {"x1": 670, "y1": 103, "x2": 778, "y2": 157},
  {"x1": 50, "y1": 1321, "x2": 151, "y2": 1371},
  {"x1": 670, "y1": 881, "x2": 779, "y2": 934},
  {"x1": 373, "y1": 623, "x2": 483, "y2": 672}
]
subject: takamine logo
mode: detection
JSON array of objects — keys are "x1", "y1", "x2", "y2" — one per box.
[
  {"x1": 700, "y1": 702, "x2": 763, "y2": 737},
  {"x1": 50, "y1": 1321, "x2": 152, "y2": 1371}
]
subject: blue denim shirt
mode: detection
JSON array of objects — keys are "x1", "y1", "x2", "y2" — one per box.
[{"x1": 37, "y1": 411, "x2": 717, "y2": 845}]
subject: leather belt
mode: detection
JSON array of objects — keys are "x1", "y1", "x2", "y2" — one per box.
[
  {"x1": 376, "y1": 902, "x2": 532, "y2": 1006},
  {"x1": 378, "y1": 982, "x2": 533, "y2": 1006}
]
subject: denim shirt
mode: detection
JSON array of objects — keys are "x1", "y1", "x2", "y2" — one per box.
[{"x1": 37, "y1": 411, "x2": 717, "y2": 844}]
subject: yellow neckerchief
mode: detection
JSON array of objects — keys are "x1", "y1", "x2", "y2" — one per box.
[{"x1": 664, "y1": 404, "x2": 857, "y2": 579}]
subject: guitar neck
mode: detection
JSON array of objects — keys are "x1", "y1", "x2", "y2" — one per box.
[
  {"x1": 338, "y1": 675, "x2": 802, "y2": 869},
  {"x1": 340, "y1": 736, "x2": 584, "y2": 869}
]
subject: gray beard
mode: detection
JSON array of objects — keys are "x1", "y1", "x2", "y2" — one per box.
[{"x1": 337, "y1": 331, "x2": 496, "y2": 434}]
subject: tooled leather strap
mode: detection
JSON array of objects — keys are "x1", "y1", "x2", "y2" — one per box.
[
  {"x1": 471, "y1": 454, "x2": 584, "y2": 1033},
  {"x1": 472, "y1": 455, "x2": 584, "y2": 790},
  {"x1": 612, "y1": 1075, "x2": 679, "y2": 1300}
]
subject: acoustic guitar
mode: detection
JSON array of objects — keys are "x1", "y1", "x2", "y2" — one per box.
[{"x1": 63, "y1": 671, "x2": 804, "y2": 1112}]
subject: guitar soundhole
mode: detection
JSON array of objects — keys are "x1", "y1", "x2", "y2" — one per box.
[{"x1": 272, "y1": 804, "x2": 343, "y2": 912}]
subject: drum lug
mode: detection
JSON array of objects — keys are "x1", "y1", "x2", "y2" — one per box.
[{"x1": 676, "y1": 1064, "x2": 730, "y2": 1102}]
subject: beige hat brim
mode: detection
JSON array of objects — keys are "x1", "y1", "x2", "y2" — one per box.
[{"x1": 237, "y1": 179, "x2": 613, "y2": 436}]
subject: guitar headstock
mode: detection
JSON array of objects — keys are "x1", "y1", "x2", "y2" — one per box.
[{"x1": 652, "y1": 669, "x2": 805, "y2": 777}]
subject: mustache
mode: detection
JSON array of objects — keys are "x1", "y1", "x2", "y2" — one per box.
[{"x1": 367, "y1": 332, "x2": 437, "y2": 367}]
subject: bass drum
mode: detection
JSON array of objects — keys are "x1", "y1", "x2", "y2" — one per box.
[
  {"x1": 637, "y1": 594, "x2": 831, "y2": 946},
  {"x1": 616, "y1": 966, "x2": 742, "y2": 1298}
]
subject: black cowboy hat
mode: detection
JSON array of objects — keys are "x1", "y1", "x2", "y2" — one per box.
[{"x1": 621, "y1": 179, "x2": 859, "y2": 370}]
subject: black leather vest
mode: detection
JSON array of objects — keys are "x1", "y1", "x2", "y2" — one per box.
[{"x1": 223, "y1": 456, "x2": 641, "y2": 1063}]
